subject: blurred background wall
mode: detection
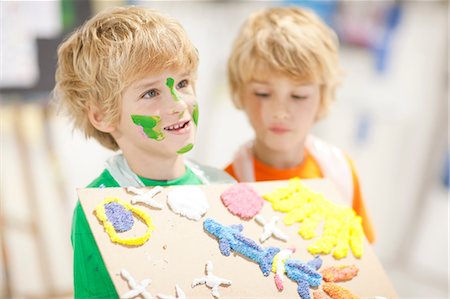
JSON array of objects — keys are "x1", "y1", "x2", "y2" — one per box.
[{"x1": 0, "y1": 0, "x2": 448, "y2": 298}]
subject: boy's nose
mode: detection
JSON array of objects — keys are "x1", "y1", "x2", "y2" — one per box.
[{"x1": 167, "y1": 96, "x2": 188, "y2": 115}]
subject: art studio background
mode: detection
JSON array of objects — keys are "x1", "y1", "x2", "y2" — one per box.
[{"x1": 1, "y1": 1, "x2": 448, "y2": 298}]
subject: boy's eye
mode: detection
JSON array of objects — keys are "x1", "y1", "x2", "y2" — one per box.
[
  {"x1": 177, "y1": 79, "x2": 189, "y2": 89},
  {"x1": 292, "y1": 94, "x2": 308, "y2": 100},
  {"x1": 142, "y1": 89, "x2": 159, "y2": 99}
]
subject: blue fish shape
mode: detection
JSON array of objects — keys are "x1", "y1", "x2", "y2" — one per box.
[{"x1": 203, "y1": 218, "x2": 280, "y2": 276}]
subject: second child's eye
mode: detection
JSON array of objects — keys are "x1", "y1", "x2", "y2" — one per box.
[
  {"x1": 142, "y1": 89, "x2": 160, "y2": 99},
  {"x1": 255, "y1": 92, "x2": 270, "y2": 98},
  {"x1": 292, "y1": 94, "x2": 308, "y2": 100},
  {"x1": 177, "y1": 79, "x2": 189, "y2": 89}
]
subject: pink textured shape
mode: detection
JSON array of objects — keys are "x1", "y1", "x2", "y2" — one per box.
[
  {"x1": 220, "y1": 183, "x2": 264, "y2": 220},
  {"x1": 274, "y1": 274, "x2": 284, "y2": 291}
]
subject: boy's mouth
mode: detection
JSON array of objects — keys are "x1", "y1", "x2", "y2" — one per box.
[{"x1": 163, "y1": 120, "x2": 191, "y2": 134}]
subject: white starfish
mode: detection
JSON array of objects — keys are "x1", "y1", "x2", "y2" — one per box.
[
  {"x1": 119, "y1": 269, "x2": 153, "y2": 299},
  {"x1": 157, "y1": 284, "x2": 186, "y2": 299},
  {"x1": 127, "y1": 186, "x2": 163, "y2": 209},
  {"x1": 192, "y1": 261, "x2": 231, "y2": 298},
  {"x1": 255, "y1": 215, "x2": 289, "y2": 243}
]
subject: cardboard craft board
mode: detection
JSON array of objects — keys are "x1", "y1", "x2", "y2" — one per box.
[{"x1": 78, "y1": 179, "x2": 398, "y2": 298}]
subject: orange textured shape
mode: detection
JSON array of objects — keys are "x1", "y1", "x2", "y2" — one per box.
[
  {"x1": 321, "y1": 265, "x2": 359, "y2": 282},
  {"x1": 313, "y1": 289, "x2": 333, "y2": 299},
  {"x1": 322, "y1": 282, "x2": 360, "y2": 299}
]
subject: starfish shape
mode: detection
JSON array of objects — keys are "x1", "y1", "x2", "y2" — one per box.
[
  {"x1": 119, "y1": 269, "x2": 153, "y2": 299},
  {"x1": 255, "y1": 215, "x2": 289, "y2": 243},
  {"x1": 157, "y1": 284, "x2": 186, "y2": 299},
  {"x1": 127, "y1": 186, "x2": 163, "y2": 209},
  {"x1": 192, "y1": 261, "x2": 232, "y2": 298}
]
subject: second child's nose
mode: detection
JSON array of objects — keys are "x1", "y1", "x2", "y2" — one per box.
[{"x1": 271, "y1": 101, "x2": 289, "y2": 120}]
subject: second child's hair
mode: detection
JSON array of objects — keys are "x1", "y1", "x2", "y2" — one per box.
[
  {"x1": 228, "y1": 7, "x2": 341, "y2": 118},
  {"x1": 54, "y1": 6, "x2": 199, "y2": 150}
]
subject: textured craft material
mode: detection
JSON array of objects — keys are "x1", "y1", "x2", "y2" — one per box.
[
  {"x1": 157, "y1": 284, "x2": 186, "y2": 299},
  {"x1": 119, "y1": 269, "x2": 153, "y2": 299},
  {"x1": 191, "y1": 261, "x2": 232, "y2": 298},
  {"x1": 322, "y1": 283, "x2": 360, "y2": 299},
  {"x1": 263, "y1": 178, "x2": 364, "y2": 259},
  {"x1": 221, "y1": 183, "x2": 264, "y2": 220},
  {"x1": 167, "y1": 186, "x2": 209, "y2": 221},
  {"x1": 104, "y1": 202, "x2": 134, "y2": 232},
  {"x1": 94, "y1": 197, "x2": 155, "y2": 246},
  {"x1": 320, "y1": 265, "x2": 359, "y2": 282},
  {"x1": 203, "y1": 218, "x2": 323, "y2": 299},
  {"x1": 255, "y1": 215, "x2": 289, "y2": 243},
  {"x1": 127, "y1": 186, "x2": 164, "y2": 209}
]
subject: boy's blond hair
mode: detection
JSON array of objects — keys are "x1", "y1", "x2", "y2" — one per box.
[
  {"x1": 228, "y1": 7, "x2": 341, "y2": 118},
  {"x1": 54, "y1": 6, "x2": 199, "y2": 150}
]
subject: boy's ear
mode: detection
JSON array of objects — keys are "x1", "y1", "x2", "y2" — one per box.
[{"x1": 87, "y1": 104, "x2": 115, "y2": 133}]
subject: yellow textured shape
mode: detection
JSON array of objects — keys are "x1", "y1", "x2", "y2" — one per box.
[
  {"x1": 272, "y1": 252, "x2": 280, "y2": 273},
  {"x1": 263, "y1": 178, "x2": 365, "y2": 259},
  {"x1": 94, "y1": 197, "x2": 155, "y2": 246}
]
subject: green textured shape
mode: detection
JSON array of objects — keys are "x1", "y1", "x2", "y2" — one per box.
[
  {"x1": 192, "y1": 104, "x2": 199, "y2": 126},
  {"x1": 131, "y1": 115, "x2": 164, "y2": 141},
  {"x1": 177, "y1": 143, "x2": 194, "y2": 154},
  {"x1": 166, "y1": 77, "x2": 179, "y2": 101}
]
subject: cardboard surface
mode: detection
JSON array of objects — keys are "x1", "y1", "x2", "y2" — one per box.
[{"x1": 78, "y1": 179, "x2": 398, "y2": 298}]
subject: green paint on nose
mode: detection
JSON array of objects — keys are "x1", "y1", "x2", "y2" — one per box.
[
  {"x1": 166, "y1": 77, "x2": 179, "y2": 101},
  {"x1": 176, "y1": 143, "x2": 194, "y2": 154},
  {"x1": 192, "y1": 104, "x2": 199, "y2": 126},
  {"x1": 131, "y1": 114, "x2": 165, "y2": 141}
]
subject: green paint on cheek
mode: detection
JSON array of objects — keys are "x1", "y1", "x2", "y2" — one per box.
[
  {"x1": 166, "y1": 77, "x2": 179, "y2": 101},
  {"x1": 131, "y1": 114, "x2": 165, "y2": 141},
  {"x1": 192, "y1": 104, "x2": 199, "y2": 126},
  {"x1": 176, "y1": 143, "x2": 194, "y2": 154}
]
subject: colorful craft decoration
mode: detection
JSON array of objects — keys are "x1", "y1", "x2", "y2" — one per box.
[
  {"x1": 167, "y1": 186, "x2": 209, "y2": 221},
  {"x1": 255, "y1": 215, "x2": 289, "y2": 243},
  {"x1": 127, "y1": 186, "x2": 164, "y2": 209},
  {"x1": 119, "y1": 269, "x2": 153, "y2": 299},
  {"x1": 320, "y1": 265, "x2": 359, "y2": 282},
  {"x1": 263, "y1": 178, "x2": 364, "y2": 259},
  {"x1": 95, "y1": 197, "x2": 155, "y2": 246},
  {"x1": 312, "y1": 289, "x2": 332, "y2": 299},
  {"x1": 157, "y1": 284, "x2": 186, "y2": 299},
  {"x1": 104, "y1": 202, "x2": 134, "y2": 232},
  {"x1": 203, "y1": 218, "x2": 323, "y2": 299},
  {"x1": 191, "y1": 261, "x2": 232, "y2": 298},
  {"x1": 321, "y1": 283, "x2": 359, "y2": 299},
  {"x1": 220, "y1": 183, "x2": 264, "y2": 220},
  {"x1": 272, "y1": 248, "x2": 295, "y2": 291},
  {"x1": 203, "y1": 218, "x2": 279, "y2": 276},
  {"x1": 312, "y1": 264, "x2": 361, "y2": 299}
]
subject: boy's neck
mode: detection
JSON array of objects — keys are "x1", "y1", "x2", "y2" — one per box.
[
  {"x1": 253, "y1": 140, "x2": 305, "y2": 169},
  {"x1": 123, "y1": 151, "x2": 186, "y2": 181}
]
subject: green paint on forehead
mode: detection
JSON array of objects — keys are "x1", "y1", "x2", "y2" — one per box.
[
  {"x1": 131, "y1": 114, "x2": 165, "y2": 141},
  {"x1": 176, "y1": 143, "x2": 194, "y2": 154},
  {"x1": 166, "y1": 77, "x2": 179, "y2": 101},
  {"x1": 192, "y1": 104, "x2": 199, "y2": 126}
]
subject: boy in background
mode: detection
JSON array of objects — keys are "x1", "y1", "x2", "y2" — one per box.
[
  {"x1": 225, "y1": 7, "x2": 375, "y2": 243},
  {"x1": 55, "y1": 6, "x2": 233, "y2": 298}
]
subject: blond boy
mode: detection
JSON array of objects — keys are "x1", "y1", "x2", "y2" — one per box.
[
  {"x1": 55, "y1": 6, "x2": 233, "y2": 298},
  {"x1": 224, "y1": 7, "x2": 375, "y2": 243}
]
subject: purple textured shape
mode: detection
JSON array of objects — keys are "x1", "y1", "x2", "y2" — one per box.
[{"x1": 104, "y1": 202, "x2": 134, "y2": 232}]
